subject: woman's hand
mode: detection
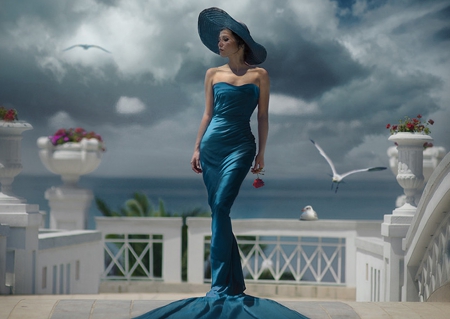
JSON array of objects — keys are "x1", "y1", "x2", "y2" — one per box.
[
  {"x1": 191, "y1": 150, "x2": 202, "y2": 174},
  {"x1": 251, "y1": 154, "x2": 264, "y2": 173}
]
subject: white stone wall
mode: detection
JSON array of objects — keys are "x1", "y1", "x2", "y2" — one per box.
[
  {"x1": 37, "y1": 230, "x2": 102, "y2": 294},
  {"x1": 355, "y1": 237, "x2": 384, "y2": 301}
]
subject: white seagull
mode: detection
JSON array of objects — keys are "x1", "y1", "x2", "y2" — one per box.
[
  {"x1": 63, "y1": 44, "x2": 111, "y2": 53},
  {"x1": 300, "y1": 205, "x2": 318, "y2": 221},
  {"x1": 310, "y1": 139, "x2": 387, "y2": 193}
]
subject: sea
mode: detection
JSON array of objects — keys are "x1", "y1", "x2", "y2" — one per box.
[{"x1": 12, "y1": 175, "x2": 403, "y2": 229}]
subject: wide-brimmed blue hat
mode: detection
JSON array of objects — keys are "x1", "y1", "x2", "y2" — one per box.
[{"x1": 198, "y1": 7, "x2": 267, "y2": 65}]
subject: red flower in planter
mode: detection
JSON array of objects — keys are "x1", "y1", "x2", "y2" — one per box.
[
  {"x1": 387, "y1": 114, "x2": 434, "y2": 135},
  {"x1": 49, "y1": 127, "x2": 106, "y2": 151},
  {"x1": 0, "y1": 106, "x2": 18, "y2": 122}
]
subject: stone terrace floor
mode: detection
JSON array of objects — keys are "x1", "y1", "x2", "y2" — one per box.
[{"x1": 1, "y1": 293, "x2": 449, "y2": 319}]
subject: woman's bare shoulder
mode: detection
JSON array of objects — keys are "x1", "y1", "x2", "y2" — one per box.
[
  {"x1": 253, "y1": 66, "x2": 268, "y2": 77},
  {"x1": 250, "y1": 67, "x2": 269, "y2": 86}
]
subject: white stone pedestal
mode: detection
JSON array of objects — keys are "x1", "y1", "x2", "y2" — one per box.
[
  {"x1": 46, "y1": 186, "x2": 93, "y2": 230},
  {"x1": 381, "y1": 214, "x2": 413, "y2": 301}
]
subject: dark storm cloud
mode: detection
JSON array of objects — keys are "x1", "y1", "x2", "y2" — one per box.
[{"x1": 266, "y1": 38, "x2": 368, "y2": 100}]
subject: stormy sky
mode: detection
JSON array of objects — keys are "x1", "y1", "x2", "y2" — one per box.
[{"x1": 1, "y1": 0, "x2": 449, "y2": 180}]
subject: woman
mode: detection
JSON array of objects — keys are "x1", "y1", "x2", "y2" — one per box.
[{"x1": 135, "y1": 7, "x2": 308, "y2": 319}]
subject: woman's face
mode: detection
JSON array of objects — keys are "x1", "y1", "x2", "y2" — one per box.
[{"x1": 218, "y1": 29, "x2": 240, "y2": 58}]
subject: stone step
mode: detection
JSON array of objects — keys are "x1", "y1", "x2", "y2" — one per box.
[{"x1": 1, "y1": 296, "x2": 449, "y2": 319}]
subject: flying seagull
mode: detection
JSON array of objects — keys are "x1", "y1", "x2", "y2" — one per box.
[
  {"x1": 310, "y1": 139, "x2": 387, "y2": 193},
  {"x1": 63, "y1": 44, "x2": 111, "y2": 53},
  {"x1": 300, "y1": 205, "x2": 318, "y2": 221}
]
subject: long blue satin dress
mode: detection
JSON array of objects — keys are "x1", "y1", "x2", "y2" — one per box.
[{"x1": 134, "y1": 82, "x2": 308, "y2": 319}]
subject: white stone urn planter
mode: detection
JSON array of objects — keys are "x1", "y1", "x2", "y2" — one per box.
[
  {"x1": 37, "y1": 137, "x2": 104, "y2": 230},
  {"x1": 387, "y1": 144, "x2": 446, "y2": 206},
  {"x1": 37, "y1": 137, "x2": 103, "y2": 186},
  {"x1": 388, "y1": 132, "x2": 433, "y2": 215},
  {"x1": 0, "y1": 121, "x2": 33, "y2": 203}
]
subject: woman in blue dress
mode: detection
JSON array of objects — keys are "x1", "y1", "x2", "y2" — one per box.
[{"x1": 135, "y1": 7, "x2": 308, "y2": 319}]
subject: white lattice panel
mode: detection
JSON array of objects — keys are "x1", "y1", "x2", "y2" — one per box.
[
  {"x1": 102, "y1": 233, "x2": 163, "y2": 281},
  {"x1": 204, "y1": 235, "x2": 345, "y2": 284}
]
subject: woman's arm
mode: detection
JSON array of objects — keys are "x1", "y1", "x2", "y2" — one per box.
[
  {"x1": 191, "y1": 68, "x2": 215, "y2": 173},
  {"x1": 252, "y1": 68, "x2": 270, "y2": 172}
]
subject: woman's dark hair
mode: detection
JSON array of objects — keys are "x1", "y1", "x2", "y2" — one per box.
[
  {"x1": 231, "y1": 30, "x2": 250, "y2": 62},
  {"x1": 221, "y1": 28, "x2": 250, "y2": 62}
]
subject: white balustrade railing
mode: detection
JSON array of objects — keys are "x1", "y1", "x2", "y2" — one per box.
[
  {"x1": 206, "y1": 235, "x2": 345, "y2": 284},
  {"x1": 403, "y1": 151, "x2": 450, "y2": 301},
  {"x1": 416, "y1": 213, "x2": 450, "y2": 301},
  {"x1": 187, "y1": 218, "x2": 381, "y2": 287},
  {"x1": 96, "y1": 217, "x2": 183, "y2": 283},
  {"x1": 95, "y1": 217, "x2": 380, "y2": 287}
]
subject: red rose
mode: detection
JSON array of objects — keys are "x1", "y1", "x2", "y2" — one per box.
[
  {"x1": 417, "y1": 114, "x2": 422, "y2": 118},
  {"x1": 428, "y1": 119, "x2": 434, "y2": 125},
  {"x1": 386, "y1": 124, "x2": 391, "y2": 129},
  {"x1": 253, "y1": 178, "x2": 265, "y2": 188}
]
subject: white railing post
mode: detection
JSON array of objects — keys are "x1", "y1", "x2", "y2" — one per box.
[
  {"x1": 345, "y1": 231, "x2": 356, "y2": 287},
  {"x1": 162, "y1": 220, "x2": 183, "y2": 283},
  {"x1": 186, "y1": 217, "x2": 210, "y2": 284}
]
